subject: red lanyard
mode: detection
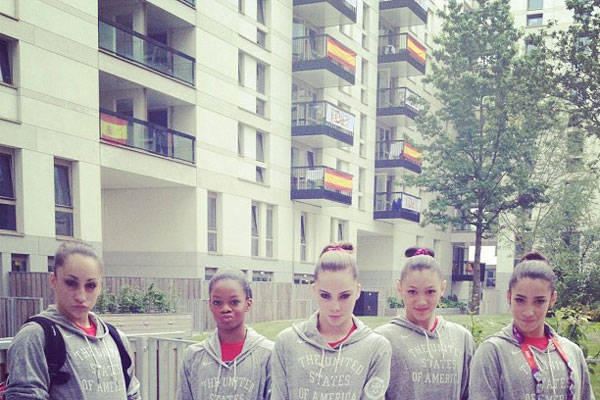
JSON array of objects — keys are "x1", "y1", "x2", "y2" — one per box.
[{"x1": 515, "y1": 325, "x2": 575, "y2": 400}]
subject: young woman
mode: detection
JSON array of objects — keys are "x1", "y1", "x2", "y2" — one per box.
[
  {"x1": 375, "y1": 247, "x2": 475, "y2": 400},
  {"x1": 4, "y1": 241, "x2": 141, "y2": 400},
  {"x1": 177, "y1": 269, "x2": 273, "y2": 400},
  {"x1": 469, "y1": 251, "x2": 595, "y2": 400},
  {"x1": 272, "y1": 242, "x2": 391, "y2": 400}
]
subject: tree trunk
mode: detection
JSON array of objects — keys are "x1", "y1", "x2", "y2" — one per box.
[{"x1": 470, "y1": 225, "x2": 483, "y2": 314}]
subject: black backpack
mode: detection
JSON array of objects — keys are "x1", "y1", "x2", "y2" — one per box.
[{"x1": 0, "y1": 316, "x2": 132, "y2": 396}]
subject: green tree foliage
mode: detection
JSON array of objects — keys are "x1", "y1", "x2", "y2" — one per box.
[
  {"x1": 552, "y1": 0, "x2": 600, "y2": 138},
  {"x1": 413, "y1": 0, "x2": 558, "y2": 313}
]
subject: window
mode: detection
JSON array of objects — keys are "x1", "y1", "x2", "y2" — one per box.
[
  {"x1": 12, "y1": 254, "x2": 28, "y2": 271},
  {"x1": 526, "y1": 13, "x2": 543, "y2": 27},
  {"x1": 265, "y1": 205, "x2": 274, "y2": 257},
  {"x1": 205, "y1": 267, "x2": 217, "y2": 281},
  {"x1": 256, "y1": 98, "x2": 266, "y2": 116},
  {"x1": 251, "y1": 202, "x2": 260, "y2": 256},
  {"x1": 54, "y1": 161, "x2": 74, "y2": 237},
  {"x1": 252, "y1": 270, "x2": 272, "y2": 282},
  {"x1": 238, "y1": 123, "x2": 245, "y2": 156},
  {"x1": 257, "y1": 29, "x2": 267, "y2": 47},
  {"x1": 294, "y1": 273, "x2": 313, "y2": 284},
  {"x1": 257, "y1": 63, "x2": 266, "y2": 94},
  {"x1": 257, "y1": 0, "x2": 266, "y2": 24},
  {"x1": 300, "y1": 212, "x2": 308, "y2": 261},
  {"x1": 238, "y1": 0, "x2": 244, "y2": 14},
  {"x1": 0, "y1": 39, "x2": 13, "y2": 85},
  {"x1": 207, "y1": 192, "x2": 218, "y2": 252},
  {"x1": 0, "y1": 151, "x2": 16, "y2": 231},
  {"x1": 359, "y1": 114, "x2": 367, "y2": 157},
  {"x1": 358, "y1": 168, "x2": 365, "y2": 210},
  {"x1": 331, "y1": 218, "x2": 348, "y2": 242},
  {"x1": 48, "y1": 256, "x2": 55, "y2": 272},
  {"x1": 238, "y1": 52, "x2": 244, "y2": 85},
  {"x1": 256, "y1": 132, "x2": 264, "y2": 162},
  {"x1": 527, "y1": 0, "x2": 543, "y2": 11}
]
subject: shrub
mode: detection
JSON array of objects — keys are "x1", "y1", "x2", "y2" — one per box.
[
  {"x1": 95, "y1": 284, "x2": 176, "y2": 314},
  {"x1": 387, "y1": 296, "x2": 403, "y2": 309}
]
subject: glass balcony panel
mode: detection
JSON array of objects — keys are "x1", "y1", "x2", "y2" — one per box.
[
  {"x1": 100, "y1": 110, "x2": 195, "y2": 163},
  {"x1": 99, "y1": 20, "x2": 195, "y2": 85}
]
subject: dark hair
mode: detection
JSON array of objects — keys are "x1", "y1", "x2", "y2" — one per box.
[
  {"x1": 314, "y1": 242, "x2": 358, "y2": 280},
  {"x1": 404, "y1": 247, "x2": 435, "y2": 258},
  {"x1": 209, "y1": 269, "x2": 252, "y2": 299},
  {"x1": 509, "y1": 251, "x2": 556, "y2": 292},
  {"x1": 54, "y1": 241, "x2": 102, "y2": 273},
  {"x1": 400, "y1": 246, "x2": 441, "y2": 281}
]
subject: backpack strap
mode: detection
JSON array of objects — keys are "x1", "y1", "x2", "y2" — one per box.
[
  {"x1": 25, "y1": 316, "x2": 70, "y2": 385},
  {"x1": 106, "y1": 322, "x2": 133, "y2": 390}
]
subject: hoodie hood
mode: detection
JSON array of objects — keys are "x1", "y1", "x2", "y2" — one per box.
[
  {"x1": 40, "y1": 305, "x2": 111, "y2": 339},
  {"x1": 200, "y1": 326, "x2": 270, "y2": 368},
  {"x1": 490, "y1": 321, "x2": 560, "y2": 347},
  {"x1": 291, "y1": 311, "x2": 373, "y2": 351}
]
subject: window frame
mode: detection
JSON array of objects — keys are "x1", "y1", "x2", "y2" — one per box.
[
  {"x1": 207, "y1": 192, "x2": 218, "y2": 252},
  {"x1": 0, "y1": 150, "x2": 17, "y2": 232},
  {"x1": 54, "y1": 160, "x2": 74, "y2": 237}
]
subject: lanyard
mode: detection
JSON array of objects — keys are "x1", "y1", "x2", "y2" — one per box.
[{"x1": 514, "y1": 325, "x2": 576, "y2": 400}]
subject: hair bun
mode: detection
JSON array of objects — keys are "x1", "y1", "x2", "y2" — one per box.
[
  {"x1": 519, "y1": 251, "x2": 548, "y2": 263},
  {"x1": 405, "y1": 247, "x2": 435, "y2": 258}
]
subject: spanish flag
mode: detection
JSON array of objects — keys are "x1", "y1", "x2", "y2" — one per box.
[
  {"x1": 326, "y1": 37, "x2": 356, "y2": 71},
  {"x1": 407, "y1": 35, "x2": 426, "y2": 64},
  {"x1": 324, "y1": 169, "x2": 353, "y2": 191},
  {"x1": 100, "y1": 113, "x2": 128, "y2": 144}
]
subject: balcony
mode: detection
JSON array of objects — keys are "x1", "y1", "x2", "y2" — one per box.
[
  {"x1": 294, "y1": 0, "x2": 357, "y2": 27},
  {"x1": 98, "y1": 19, "x2": 195, "y2": 85},
  {"x1": 293, "y1": 34, "x2": 356, "y2": 87},
  {"x1": 292, "y1": 101, "x2": 355, "y2": 147},
  {"x1": 178, "y1": 0, "x2": 195, "y2": 6},
  {"x1": 374, "y1": 191, "x2": 420, "y2": 221},
  {"x1": 291, "y1": 166, "x2": 353, "y2": 205},
  {"x1": 375, "y1": 140, "x2": 422, "y2": 173},
  {"x1": 377, "y1": 86, "x2": 423, "y2": 126},
  {"x1": 378, "y1": 33, "x2": 426, "y2": 76},
  {"x1": 379, "y1": 0, "x2": 428, "y2": 27},
  {"x1": 99, "y1": 109, "x2": 195, "y2": 163}
]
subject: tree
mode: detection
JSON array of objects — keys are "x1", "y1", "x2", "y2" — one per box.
[
  {"x1": 552, "y1": 0, "x2": 600, "y2": 139},
  {"x1": 412, "y1": 0, "x2": 558, "y2": 313}
]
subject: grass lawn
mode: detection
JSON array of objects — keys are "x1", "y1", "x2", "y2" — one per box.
[{"x1": 193, "y1": 313, "x2": 599, "y2": 396}]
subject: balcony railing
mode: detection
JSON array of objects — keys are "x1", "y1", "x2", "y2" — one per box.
[
  {"x1": 377, "y1": 86, "x2": 423, "y2": 112},
  {"x1": 100, "y1": 109, "x2": 195, "y2": 163},
  {"x1": 293, "y1": 34, "x2": 356, "y2": 76},
  {"x1": 378, "y1": 32, "x2": 426, "y2": 60},
  {"x1": 292, "y1": 101, "x2": 355, "y2": 144},
  {"x1": 98, "y1": 19, "x2": 195, "y2": 85},
  {"x1": 291, "y1": 166, "x2": 353, "y2": 205},
  {"x1": 374, "y1": 191, "x2": 420, "y2": 221},
  {"x1": 375, "y1": 139, "x2": 422, "y2": 172}
]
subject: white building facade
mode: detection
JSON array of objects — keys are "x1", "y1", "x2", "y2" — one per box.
[{"x1": 0, "y1": 0, "x2": 574, "y2": 313}]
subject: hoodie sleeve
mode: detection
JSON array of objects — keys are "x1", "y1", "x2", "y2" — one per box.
[
  {"x1": 4, "y1": 322, "x2": 51, "y2": 400},
  {"x1": 176, "y1": 346, "x2": 195, "y2": 400},
  {"x1": 360, "y1": 334, "x2": 391, "y2": 400},
  {"x1": 460, "y1": 331, "x2": 476, "y2": 400},
  {"x1": 572, "y1": 342, "x2": 596, "y2": 400},
  {"x1": 468, "y1": 340, "x2": 503, "y2": 400},
  {"x1": 270, "y1": 335, "x2": 289, "y2": 400},
  {"x1": 117, "y1": 329, "x2": 142, "y2": 400}
]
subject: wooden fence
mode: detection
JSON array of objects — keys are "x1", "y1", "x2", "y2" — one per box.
[
  {"x1": 7, "y1": 273, "x2": 319, "y2": 334},
  {"x1": 0, "y1": 296, "x2": 44, "y2": 337}
]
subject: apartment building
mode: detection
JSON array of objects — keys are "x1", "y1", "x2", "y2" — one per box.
[{"x1": 3, "y1": 0, "x2": 576, "y2": 312}]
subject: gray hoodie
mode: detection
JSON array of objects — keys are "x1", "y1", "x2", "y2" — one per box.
[
  {"x1": 4, "y1": 305, "x2": 141, "y2": 400},
  {"x1": 177, "y1": 327, "x2": 273, "y2": 400},
  {"x1": 271, "y1": 312, "x2": 391, "y2": 400},
  {"x1": 469, "y1": 322, "x2": 595, "y2": 400},
  {"x1": 375, "y1": 315, "x2": 475, "y2": 400}
]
